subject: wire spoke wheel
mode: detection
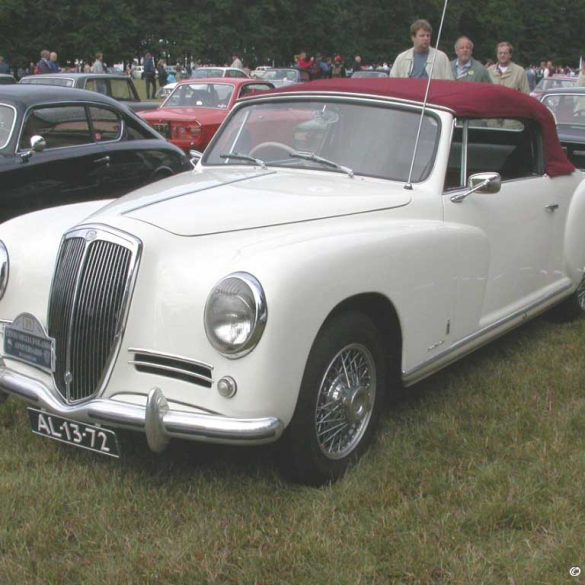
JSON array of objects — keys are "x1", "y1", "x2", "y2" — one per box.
[
  {"x1": 577, "y1": 274, "x2": 585, "y2": 310},
  {"x1": 315, "y1": 343, "x2": 376, "y2": 460}
]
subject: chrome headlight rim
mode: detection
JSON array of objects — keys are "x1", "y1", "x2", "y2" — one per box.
[
  {"x1": 204, "y1": 271, "x2": 267, "y2": 359},
  {"x1": 0, "y1": 241, "x2": 9, "y2": 301}
]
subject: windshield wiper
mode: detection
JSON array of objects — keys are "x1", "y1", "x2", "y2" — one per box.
[
  {"x1": 220, "y1": 152, "x2": 266, "y2": 169},
  {"x1": 289, "y1": 151, "x2": 354, "y2": 178}
]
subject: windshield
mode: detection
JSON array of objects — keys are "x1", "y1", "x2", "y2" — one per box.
[
  {"x1": 535, "y1": 78, "x2": 576, "y2": 91},
  {"x1": 162, "y1": 83, "x2": 234, "y2": 109},
  {"x1": 20, "y1": 77, "x2": 74, "y2": 87},
  {"x1": 542, "y1": 94, "x2": 585, "y2": 126},
  {"x1": 205, "y1": 99, "x2": 440, "y2": 182},
  {"x1": 192, "y1": 68, "x2": 225, "y2": 79},
  {"x1": 263, "y1": 70, "x2": 297, "y2": 81}
]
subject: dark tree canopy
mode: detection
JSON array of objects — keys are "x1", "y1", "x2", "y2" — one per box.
[{"x1": 1, "y1": 0, "x2": 583, "y2": 69}]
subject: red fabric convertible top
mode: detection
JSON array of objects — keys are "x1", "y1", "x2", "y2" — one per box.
[{"x1": 270, "y1": 78, "x2": 575, "y2": 178}]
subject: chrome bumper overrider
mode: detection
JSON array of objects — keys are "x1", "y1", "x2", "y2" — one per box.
[{"x1": 0, "y1": 368, "x2": 284, "y2": 452}]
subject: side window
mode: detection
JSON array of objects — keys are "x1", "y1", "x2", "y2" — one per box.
[
  {"x1": 19, "y1": 106, "x2": 92, "y2": 150},
  {"x1": 124, "y1": 117, "x2": 156, "y2": 140},
  {"x1": 110, "y1": 79, "x2": 135, "y2": 101},
  {"x1": 85, "y1": 78, "x2": 110, "y2": 96},
  {"x1": 89, "y1": 107, "x2": 122, "y2": 141},
  {"x1": 445, "y1": 118, "x2": 543, "y2": 190}
]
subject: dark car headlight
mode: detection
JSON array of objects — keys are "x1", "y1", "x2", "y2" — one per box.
[
  {"x1": 0, "y1": 241, "x2": 8, "y2": 300},
  {"x1": 204, "y1": 272, "x2": 267, "y2": 358}
]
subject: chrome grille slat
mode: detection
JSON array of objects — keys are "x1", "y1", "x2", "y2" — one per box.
[
  {"x1": 48, "y1": 238, "x2": 85, "y2": 395},
  {"x1": 129, "y1": 350, "x2": 213, "y2": 388},
  {"x1": 129, "y1": 360, "x2": 214, "y2": 384},
  {"x1": 47, "y1": 228, "x2": 140, "y2": 403}
]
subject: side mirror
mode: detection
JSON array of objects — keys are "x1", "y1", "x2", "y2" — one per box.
[
  {"x1": 189, "y1": 149, "x2": 202, "y2": 169},
  {"x1": 468, "y1": 172, "x2": 501, "y2": 194},
  {"x1": 450, "y1": 172, "x2": 501, "y2": 203},
  {"x1": 30, "y1": 135, "x2": 46, "y2": 153},
  {"x1": 20, "y1": 135, "x2": 46, "y2": 162}
]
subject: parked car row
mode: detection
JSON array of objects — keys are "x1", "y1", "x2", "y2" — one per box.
[
  {"x1": 19, "y1": 73, "x2": 159, "y2": 112},
  {"x1": 0, "y1": 85, "x2": 189, "y2": 221},
  {"x1": 0, "y1": 78, "x2": 584, "y2": 486}
]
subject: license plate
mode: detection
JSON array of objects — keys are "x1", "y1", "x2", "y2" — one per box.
[
  {"x1": 3, "y1": 313, "x2": 55, "y2": 371},
  {"x1": 28, "y1": 408, "x2": 120, "y2": 458}
]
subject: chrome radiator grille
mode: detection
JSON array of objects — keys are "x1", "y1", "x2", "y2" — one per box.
[{"x1": 47, "y1": 228, "x2": 141, "y2": 403}]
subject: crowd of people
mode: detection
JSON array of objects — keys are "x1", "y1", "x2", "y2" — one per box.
[
  {"x1": 290, "y1": 19, "x2": 585, "y2": 94},
  {"x1": 2, "y1": 23, "x2": 584, "y2": 97}
]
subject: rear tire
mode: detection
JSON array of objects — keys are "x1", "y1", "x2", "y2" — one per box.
[{"x1": 279, "y1": 312, "x2": 388, "y2": 486}]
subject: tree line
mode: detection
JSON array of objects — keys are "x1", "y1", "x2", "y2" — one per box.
[{"x1": 1, "y1": 0, "x2": 583, "y2": 69}]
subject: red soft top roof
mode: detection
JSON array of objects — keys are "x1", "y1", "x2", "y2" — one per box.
[{"x1": 270, "y1": 78, "x2": 575, "y2": 178}]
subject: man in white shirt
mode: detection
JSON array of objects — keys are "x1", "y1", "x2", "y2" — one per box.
[{"x1": 390, "y1": 19, "x2": 453, "y2": 80}]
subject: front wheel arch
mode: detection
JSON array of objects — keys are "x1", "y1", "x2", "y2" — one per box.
[
  {"x1": 326, "y1": 293, "x2": 403, "y2": 397},
  {"x1": 279, "y1": 306, "x2": 399, "y2": 486}
]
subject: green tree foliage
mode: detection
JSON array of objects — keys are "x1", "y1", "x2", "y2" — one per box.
[{"x1": 0, "y1": 0, "x2": 583, "y2": 69}]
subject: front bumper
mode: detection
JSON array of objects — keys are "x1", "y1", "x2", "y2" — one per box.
[{"x1": 0, "y1": 367, "x2": 284, "y2": 452}]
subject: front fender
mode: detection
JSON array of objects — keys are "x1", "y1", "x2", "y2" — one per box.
[
  {"x1": 564, "y1": 172, "x2": 585, "y2": 280},
  {"x1": 0, "y1": 200, "x2": 110, "y2": 324}
]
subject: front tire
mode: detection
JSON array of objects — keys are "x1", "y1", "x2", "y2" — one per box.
[
  {"x1": 279, "y1": 312, "x2": 388, "y2": 486},
  {"x1": 552, "y1": 273, "x2": 585, "y2": 321}
]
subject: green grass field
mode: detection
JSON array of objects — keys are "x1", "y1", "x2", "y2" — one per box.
[{"x1": 1, "y1": 314, "x2": 584, "y2": 584}]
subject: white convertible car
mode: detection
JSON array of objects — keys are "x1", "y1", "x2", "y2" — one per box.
[{"x1": 0, "y1": 79, "x2": 584, "y2": 485}]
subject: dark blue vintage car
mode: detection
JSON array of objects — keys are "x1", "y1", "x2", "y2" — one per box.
[
  {"x1": 539, "y1": 86, "x2": 585, "y2": 169},
  {"x1": 0, "y1": 85, "x2": 189, "y2": 221}
]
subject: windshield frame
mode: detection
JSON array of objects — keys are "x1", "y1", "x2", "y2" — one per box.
[{"x1": 202, "y1": 93, "x2": 443, "y2": 183}]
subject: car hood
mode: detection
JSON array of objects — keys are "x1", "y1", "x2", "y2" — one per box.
[
  {"x1": 140, "y1": 107, "x2": 226, "y2": 123},
  {"x1": 88, "y1": 168, "x2": 412, "y2": 236}
]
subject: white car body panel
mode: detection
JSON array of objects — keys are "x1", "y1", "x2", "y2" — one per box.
[{"x1": 1, "y1": 87, "x2": 584, "y2": 460}]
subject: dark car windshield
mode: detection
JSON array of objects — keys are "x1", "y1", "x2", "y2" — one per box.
[
  {"x1": 163, "y1": 83, "x2": 234, "y2": 109},
  {"x1": 205, "y1": 99, "x2": 440, "y2": 182},
  {"x1": 0, "y1": 104, "x2": 16, "y2": 149}
]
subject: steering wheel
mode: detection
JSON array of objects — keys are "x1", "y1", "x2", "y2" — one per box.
[{"x1": 249, "y1": 141, "x2": 296, "y2": 160}]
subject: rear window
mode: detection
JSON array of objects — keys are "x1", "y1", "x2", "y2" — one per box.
[{"x1": 0, "y1": 104, "x2": 16, "y2": 149}]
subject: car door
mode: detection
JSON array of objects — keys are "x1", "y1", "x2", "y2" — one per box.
[
  {"x1": 1, "y1": 104, "x2": 110, "y2": 221},
  {"x1": 87, "y1": 105, "x2": 163, "y2": 196},
  {"x1": 443, "y1": 118, "x2": 555, "y2": 334}
]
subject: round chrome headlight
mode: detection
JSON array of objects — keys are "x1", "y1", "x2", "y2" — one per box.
[
  {"x1": 0, "y1": 241, "x2": 9, "y2": 301},
  {"x1": 204, "y1": 272, "x2": 267, "y2": 358}
]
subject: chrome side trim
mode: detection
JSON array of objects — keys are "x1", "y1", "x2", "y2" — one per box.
[
  {"x1": 0, "y1": 367, "x2": 283, "y2": 447},
  {"x1": 402, "y1": 281, "x2": 573, "y2": 386},
  {"x1": 127, "y1": 348, "x2": 213, "y2": 371},
  {"x1": 128, "y1": 360, "x2": 213, "y2": 385}
]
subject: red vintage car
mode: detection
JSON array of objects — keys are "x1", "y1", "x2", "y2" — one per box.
[{"x1": 139, "y1": 78, "x2": 275, "y2": 152}]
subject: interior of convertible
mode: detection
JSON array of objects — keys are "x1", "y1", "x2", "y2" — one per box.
[{"x1": 444, "y1": 119, "x2": 543, "y2": 190}]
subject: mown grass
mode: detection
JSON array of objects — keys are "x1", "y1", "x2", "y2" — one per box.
[{"x1": 1, "y1": 315, "x2": 584, "y2": 584}]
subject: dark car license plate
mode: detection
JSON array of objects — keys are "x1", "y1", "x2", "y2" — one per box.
[{"x1": 28, "y1": 408, "x2": 120, "y2": 458}]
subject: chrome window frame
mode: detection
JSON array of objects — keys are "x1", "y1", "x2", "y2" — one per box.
[
  {"x1": 0, "y1": 103, "x2": 18, "y2": 150},
  {"x1": 16, "y1": 102, "x2": 127, "y2": 152}
]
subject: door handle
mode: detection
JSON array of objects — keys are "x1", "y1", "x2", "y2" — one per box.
[
  {"x1": 94, "y1": 155, "x2": 111, "y2": 165},
  {"x1": 544, "y1": 204, "x2": 559, "y2": 212}
]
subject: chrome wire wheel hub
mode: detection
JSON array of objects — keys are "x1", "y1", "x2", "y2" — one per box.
[{"x1": 315, "y1": 343, "x2": 376, "y2": 460}]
